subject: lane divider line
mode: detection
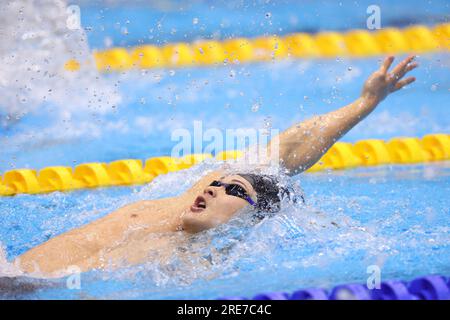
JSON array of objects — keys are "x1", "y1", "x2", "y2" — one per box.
[
  {"x1": 218, "y1": 274, "x2": 450, "y2": 300},
  {"x1": 63, "y1": 23, "x2": 450, "y2": 72},
  {"x1": 1, "y1": 133, "x2": 449, "y2": 196}
]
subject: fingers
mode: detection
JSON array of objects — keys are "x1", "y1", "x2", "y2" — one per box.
[
  {"x1": 405, "y1": 62, "x2": 419, "y2": 73},
  {"x1": 390, "y1": 54, "x2": 416, "y2": 81},
  {"x1": 380, "y1": 55, "x2": 394, "y2": 74},
  {"x1": 392, "y1": 76, "x2": 416, "y2": 92}
]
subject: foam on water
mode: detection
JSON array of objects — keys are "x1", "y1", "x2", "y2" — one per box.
[{"x1": 0, "y1": 245, "x2": 23, "y2": 277}]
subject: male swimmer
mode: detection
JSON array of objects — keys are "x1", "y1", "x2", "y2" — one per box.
[{"x1": 14, "y1": 55, "x2": 418, "y2": 278}]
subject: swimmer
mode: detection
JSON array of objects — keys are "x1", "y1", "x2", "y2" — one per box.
[{"x1": 14, "y1": 55, "x2": 418, "y2": 277}]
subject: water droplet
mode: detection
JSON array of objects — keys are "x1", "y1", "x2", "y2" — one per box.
[{"x1": 193, "y1": 18, "x2": 199, "y2": 25}]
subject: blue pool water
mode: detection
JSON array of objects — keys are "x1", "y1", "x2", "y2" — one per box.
[
  {"x1": 1, "y1": 163, "x2": 449, "y2": 299},
  {"x1": 0, "y1": 1, "x2": 449, "y2": 299}
]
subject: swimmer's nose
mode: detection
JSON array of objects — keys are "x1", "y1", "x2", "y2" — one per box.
[{"x1": 204, "y1": 186, "x2": 217, "y2": 198}]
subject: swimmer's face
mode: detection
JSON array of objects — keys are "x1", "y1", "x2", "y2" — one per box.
[{"x1": 181, "y1": 175, "x2": 257, "y2": 233}]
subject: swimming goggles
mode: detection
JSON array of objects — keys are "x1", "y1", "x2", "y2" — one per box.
[{"x1": 209, "y1": 180, "x2": 256, "y2": 207}]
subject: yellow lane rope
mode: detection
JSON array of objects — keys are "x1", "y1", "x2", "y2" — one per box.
[
  {"x1": 63, "y1": 23, "x2": 450, "y2": 72},
  {"x1": 1, "y1": 133, "x2": 449, "y2": 196}
]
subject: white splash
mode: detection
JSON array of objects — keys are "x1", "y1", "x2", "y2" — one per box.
[
  {"x1": 0, "y1": 0, "x2": 121, "y2": 125},
  {"x1": 0, "y1": 244, "x2": 23, "y2": 277}
]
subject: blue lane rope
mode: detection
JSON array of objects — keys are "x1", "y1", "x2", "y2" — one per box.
[{"x1": 218, "y1": 274, "x2": 450, "y2": 300}]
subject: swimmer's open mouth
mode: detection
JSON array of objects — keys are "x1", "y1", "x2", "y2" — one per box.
[{"x1": 190, "y1": 196, "x2": 206, "y2": 212}]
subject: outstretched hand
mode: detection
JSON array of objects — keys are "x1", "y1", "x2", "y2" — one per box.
[{"x1": 362, "y1": 55, "x2": 418, "y2": 105}]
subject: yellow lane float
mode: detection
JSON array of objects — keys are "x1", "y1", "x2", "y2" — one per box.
[
  {"x1": 94, "y1": 48, "x2": 132, "y2": 71},
  {"x1": 216, "y1": 150, "x2": 244, "y2": 161},
  {"x1": 177, "y1": 153, "x2": 213, "y2": 170},
  {"x1": 322, "y1": 142, "x2": 363, "y2": 169},
  {"x1": 373, "y1": 28, "x2": 409, "y2": 54},
  {"x1": 306, "y1": 142, "x2": 362, "y2": 172},
  {"x1": 353, "y1": 139, "x2": 391, "y2": 166},
  {"x1": 345, "y1": 30, "x2": 381, "y2": 57},
  {"x1": 283, "y1": 33, "x2": 319, "y2": 58},
  {"x1": 144, "y1": 156, "x2": 181, "y2": 176},
  {"x1": 251, "y1": 36, "x2": 288, "y2": 60},
  {"x1": 0, "y1": 176, "x2": 15, "y2": 196},
  {"x1": 73, "y1": 163, "x2": 111, "y2": 188},
  {"x1": 107, "y1": 159, "x2": 154, "y2": 186},
  {"x1": 1, "y1": 134, "x2": 449, "y2": 196},
  {"x1": 432, "y1": 23, "x2": 450, "y2": 50},
  {"x1": 38, "y1": 166, "x2": 78, "y2": 192},
  {"x1": 130, "y1": 45, "x2": 165, "y2": 69},
  {"x1": 192, "y1": 41, "x2": 226, "y2": 65},
  {"x1": 421, "y1": 134, "x2": 450, "y2": 161},
  {"x1": 84, "y1": 23, "x2": 448, "y2": 72},
  {"x1": 223, "y1": 38, "x2": 254, "y2": 63},
  {"x1": 386, "y1": 137, "x2": 425, "y2": 163},
  {"x1": 161, "y1": 43, "x2": 194, "y2": 67},
  {"x1": 402, "y1": 25, "x2": 440, "y2": 52},
  {"x1": 3, "y1": 169, "x2": 41, "y2": 194},
  {"x1": 314, "y1": 32, "x2": 347, "y2": 57},
  {"x1": 64, "y1": 59, "x2": 81, "y2": 71}
]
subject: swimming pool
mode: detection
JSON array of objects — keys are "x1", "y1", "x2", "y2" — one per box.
[{"x1": 0, "y1": 0, "x2": 449, "y2": 299}]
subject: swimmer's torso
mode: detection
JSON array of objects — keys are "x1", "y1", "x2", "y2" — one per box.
[
  {"x1": 16, "y1": 171, "x2": 224, "y2": 277},
  {"x1": 16, "y1": 198, "x2": 181, "y2": 277}
]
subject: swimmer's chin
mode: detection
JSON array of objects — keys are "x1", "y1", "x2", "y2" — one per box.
[{"x1": 181, "y1": 212, "x2": 220, "y2": 234}]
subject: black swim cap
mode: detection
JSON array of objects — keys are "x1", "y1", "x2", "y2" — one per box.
[{"x1": 237, "y1": 173, "x2": 289, "y2": 217}]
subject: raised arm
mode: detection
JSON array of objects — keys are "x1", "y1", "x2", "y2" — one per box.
[{"x1": 270, "y1": 55, "x2": 417, "y2": 175}]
